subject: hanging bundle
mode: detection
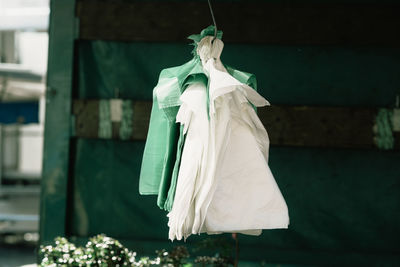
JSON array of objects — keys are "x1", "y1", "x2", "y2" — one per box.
[{"x1": 139, "y1": 26, "x2": 289, "y2": 241}]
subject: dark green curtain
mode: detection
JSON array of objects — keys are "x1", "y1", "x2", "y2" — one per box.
[{"x1": 68, "y1": 38, "x2": 400, "y2": 265}]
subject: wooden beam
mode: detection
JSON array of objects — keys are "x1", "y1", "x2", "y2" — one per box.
[
  {"x1": 258, "y1": 106, "x2": 375, "y2": 149},
  {"x1": 76, "y1": 1, "x2": 400, "y2": 45},
  {"x1": 72, "y1": 100, "x2": 152, "y2": 140},
  {"x1": 71, "y1": 99, "x2": 400, "y2": 150}
]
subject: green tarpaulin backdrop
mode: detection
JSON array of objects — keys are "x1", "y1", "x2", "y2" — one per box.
[
  {"x1": 67, "y1": 40, "x2": 400, "y2": 265},
  {"x1": 40, "y1": 1, "x2": 400, "y2": 265}
]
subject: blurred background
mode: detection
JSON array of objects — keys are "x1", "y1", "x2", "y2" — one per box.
[
  {"x1": 0, "y1": 0, "x2": 49, "y2": 265},
  {"x1": 1, "y1": 0, "x2": 400, "y2": 266}
]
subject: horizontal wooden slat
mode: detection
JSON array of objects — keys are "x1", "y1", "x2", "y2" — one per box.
[
  {"x1": 71, "y1": 99, "x2": 400, "y2": 149},
  {"x1": 76, "y1": 1, "x2": 400, "y2": 45},
  {"x1": 259, "y1": 106, "x2": 375, "y2": 148},
  {"x1": 72, "y1": 99, "x2": 152, "y2": 140}
]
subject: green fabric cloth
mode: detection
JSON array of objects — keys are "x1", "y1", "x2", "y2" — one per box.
[
  {"x1": 375, "y1": 108, "x2": 394, "y2": 150},
  {"x1": 69, "y1": 32, "x2": 400, "y2": 265},
  {"x1": 139, "y1": 28, "x2": 258, "y2": 210},
  {"x1": 98, "y1": 99, "x2": 112, "y2": 138}
]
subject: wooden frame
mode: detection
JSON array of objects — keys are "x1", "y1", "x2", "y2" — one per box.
[
  {"x1": 76, "y1": 1, "x2": 400, "y2": 45},
  {"x1": 39, "y1": 0, "x2": 76, "y2": 246},
  {"x1": 72, "y1": 100, "x2": 400, "y2": 149}
]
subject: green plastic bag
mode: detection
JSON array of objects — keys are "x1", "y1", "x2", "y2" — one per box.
[{"x1": 139, "y1": 26, "x2": 258, "y2": 211}]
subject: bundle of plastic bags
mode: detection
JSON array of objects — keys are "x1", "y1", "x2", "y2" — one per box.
[{"x1": 139, "y1": 26, "x2": 289, "y2": 241}]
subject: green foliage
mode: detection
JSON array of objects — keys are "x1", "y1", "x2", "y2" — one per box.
[
  {"x1": 40, "y1": 235, "x2": 136, "y2": 266},
  {"x1": 192, "y1": 237, "x2": 233, "y2": 258},
  {"x1": 195, "y1": 256, "x2": 232, "y2": 267},
  {"x1": 39, "y1": 234, "x2": 233, "y2": 267},
  {"x1": 155, "y1": 246, "x2": 190, "y2": 266}
]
